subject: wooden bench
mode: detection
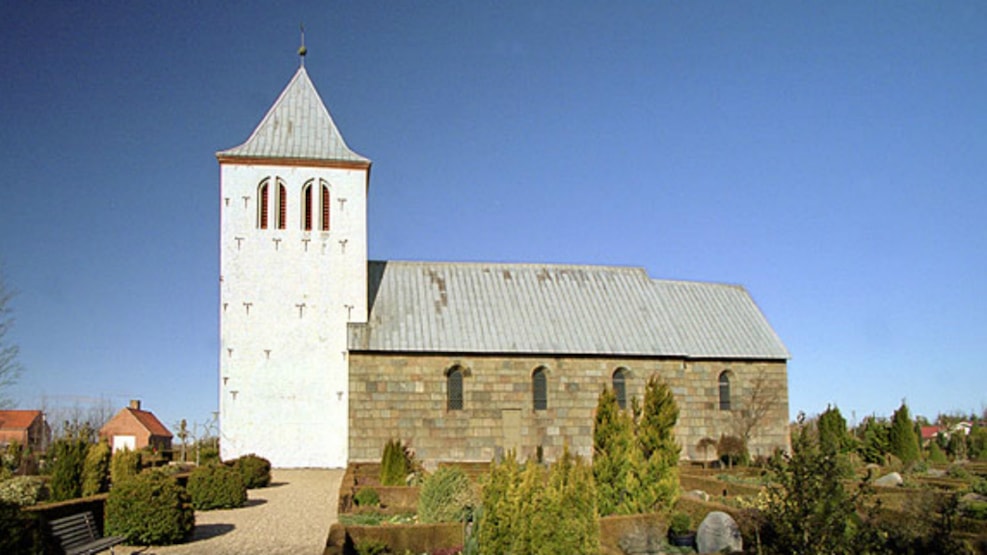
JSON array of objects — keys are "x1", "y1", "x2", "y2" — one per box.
[{"x1": 49, "y1": 511, "x2": 126, "y2": 555}]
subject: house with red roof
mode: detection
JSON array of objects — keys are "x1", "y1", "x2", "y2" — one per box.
[
  {"x1": 98, "y1": 400, "x2": 172, "y2": 453},
  {"x1": 0, "y1": 410, "x2": 50, "y2": 451}
]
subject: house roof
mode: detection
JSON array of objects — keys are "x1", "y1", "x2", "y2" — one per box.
[
  {"x1": 217, "y1": 65, "x2": 370, "y2": 165},
  {"x1": 348, "y1": 261, "x2": 790, "y2": 360},
  {"x1": 0, "y1": 410, "x2": 42, "y2": 430},
  {"x1": 106, "y1": 408, "x2": 173, "y2": 438}
]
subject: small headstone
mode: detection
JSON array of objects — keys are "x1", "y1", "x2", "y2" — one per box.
[
  {"x1": 873, "y1": 472, "x2": 903, "y2": 487},
  {"x1": 684, "y1": 489, "x2": 710, "y2": 502},
  {"x1": 696, "y1": 511, "x2": 742, "y2": 554}
]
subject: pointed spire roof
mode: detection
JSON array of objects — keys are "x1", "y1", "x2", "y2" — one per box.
[{"x1": 218, "y1": 66, "x2": 369, "y2": 166}]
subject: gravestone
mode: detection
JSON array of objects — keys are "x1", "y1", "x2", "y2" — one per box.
[
  {"x1": 696, "y1": 511, "x2": 742, "y2": 554},
  {"x1": 873, "y1": 472, "x2": 903, "y2": 487}
]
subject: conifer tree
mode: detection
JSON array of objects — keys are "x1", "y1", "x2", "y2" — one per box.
[
  {"x1": 625, "y1": 376, "x2": 680, "y2": 513},
  {"x1": 81, "y1": 440, "x2": 112, "y2": 496},
  {"x1": 889, "y1": 402, "x2": 921, "y2": 464},
  {"x1": 818, "y1": 404, "x2": 849, "y2": 454},
  {"x1": 592, "y1": 386, "x2": 633, "y2": 516},
  {"x1": 477, "y1": 452, "x2": 521, "y2": 555}
]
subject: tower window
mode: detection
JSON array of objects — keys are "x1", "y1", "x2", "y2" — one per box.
[
  {"x1": 257, "y1": 180, "x2": 269, "y2": 229},
  {"x1": 532, "y1": 367, "x2": 547, "y2": 411},
  {"x1": 321, "y1": 181, "x2": 330, "y2": 231},
  {"x1": 612, "y1": 368, "x2": 629, "y2": 410},
  {"x1": 302, "y1": 181, "x2": 314, "y2": 231},
  {"x1": 719, "y1": 371, "x2": 732, "y2": 410},
  {"x1": 276, "y1": 180, "x2": 287, "y2": 230},
  {"x1": 447, "y1": 366, "x2": 464, "y2": 411}
]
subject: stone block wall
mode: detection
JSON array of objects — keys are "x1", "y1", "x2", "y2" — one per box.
[{"x1": 348, "y1": 353, "x2": 788, "y2": 465}]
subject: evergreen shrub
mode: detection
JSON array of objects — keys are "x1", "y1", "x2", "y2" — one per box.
[
  {"x1": 187, "y1": 464, "x2": 246, "y2": 510},
  {"x1": 0, "y1": 476, "x2": 47, "y2": 506},
  {"x1": 380, "y1": 439, "x2": 411, "y2": 486},
  {"x1": 354, "y1": 487, "x2": 380, "y2": 507},
  {"x1": 48, "y1": 438, "x2": 88, "y2": 501},
  {"x1": 0, "y1": 500, "x2": 34, "y2": 555},
  {"x1": 418, "y1": 466, "x2": 475, "y2": 523},
  {"x1": 105, "y1": 471, "x2": 194, "y2": 545},
  {"x1": 81, "y1": 441, "x2": 111, "y2": 496},
  {"x1": 229, "y1": 454, "x2": 271, "y2": 489},
  {"x1": 110, "y1": 448, "x2": 142, "y2": 485}
]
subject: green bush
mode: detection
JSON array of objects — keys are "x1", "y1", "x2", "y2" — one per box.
[
  {"x1": 81, "y1": 441, "x2": 111, "y2": 496},
  {"x1": 105, "y1": 471, "x2": 194, "y2": 545},
  {"x1": 380, "y1": 439, "x2": 412, "y2": 486},
  {"x1": 228, "y1": 454, "x2": 271, "y2": 489},
  {"x1": 0, "y1": 476, "x2": 47, "y2": 506},
  {"x1": 187, "y1": 464, "x2": 246, "y2": 510},
  {"x1": 418, "y1": 466, "x2": 476, "y2": 524},
  {"x1": 0, "y1": 500, "x2": 35, "y2": 555},
  {"x1": 355, "y1": 538, "x2": 389, "y2": 555},
  {"x1": 354, "y1": 487, "x2": 380, "y2": 507},
  {"x1": 198, "y1": 444, "x2": 220, "y2": 466},
  {"x1": 48, "y1": 438, "x2": 88, "y2": 501},
  {"x1": 478, "y1": 448, "x2": 598, "y2": 555},
  {"x1": 668, "y1": 511, "x2": 692, "y2": 536},
  {"x1": 110, "y1": 448, "x2": 142, "y2": 485}
]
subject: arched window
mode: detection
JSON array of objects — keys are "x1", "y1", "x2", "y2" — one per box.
[
  {"x1": 320, "y1": 181, "x2": 330, "y2": 231},
  {"x1": 612, "y1": 368, "x2": 629, "y2": 410},
  {"x1": 302, "y1": 181, "x2": 314, "y2": 231},
  {"x1": 532, "y1": 367, "x2": 547, "y2": 411},
  {"x1": 276, "y1": 180, "x2": 287, "y2": 230},
  {"x1": 719, "y1": 371, "x2": 732, "y2": 410},
  {"x1": 257, "y1": 180, "x2": 270, "y2": 229},
  {"x1": 447, "y1": 366, "x2": 464, "y2": 411}
]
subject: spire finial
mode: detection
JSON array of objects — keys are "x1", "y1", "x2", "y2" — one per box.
[{"x1": 298, "y1": 23, "x2": 307, "y2": 66}]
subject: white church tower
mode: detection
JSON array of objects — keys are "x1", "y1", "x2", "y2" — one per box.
[{"x1": 216, "y1": 55, "x2": 370, "y2": 468}]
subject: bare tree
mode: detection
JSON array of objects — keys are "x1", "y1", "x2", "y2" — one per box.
[
  {"x1": 0, "y1": 271, "x2": 22, "y2": 408},
  {"x1": 732, "y1": 367, "x2": 782, "y2": 445}
]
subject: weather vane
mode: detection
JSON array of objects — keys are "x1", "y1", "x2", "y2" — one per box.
[{"x1": 298, "y1": 23, "x2": 307, "y2": 65}]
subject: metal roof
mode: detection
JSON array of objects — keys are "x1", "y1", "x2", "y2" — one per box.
[
  {"x1": 217, "y1": 66, "x2": 370, "y2": 164},
  {"x1": 348, "y1": 261, "x2": 789, "y2": 360}
]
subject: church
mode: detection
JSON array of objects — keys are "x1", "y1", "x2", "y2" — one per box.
[{"x1": 216, "y1": 57, "x2": 790, "y2": 469}]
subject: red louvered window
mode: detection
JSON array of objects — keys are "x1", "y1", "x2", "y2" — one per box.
[
  {"x1": 258, "y1": 181, "x2": 269, "y2": 229},
  {"x1": 276, "y1": 182, "x2": 287, "y2": 229},
  {"x1": 302, "y1": 182, "x2": 313, "y2": 231},
  {"x1": 321, "y1": 183, "x2": 330, "y2": 231}
]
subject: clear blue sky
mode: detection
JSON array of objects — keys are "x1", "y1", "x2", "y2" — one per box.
[{"x1": 1, "y1": 2, "x2": 984, "y2": 434}]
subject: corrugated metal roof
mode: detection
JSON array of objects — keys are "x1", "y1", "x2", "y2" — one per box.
[
  {"x1": 348, "y1": 261, "x2": 790, "y2": 360},
  {"x1": 217, "y1": 66, "x2": 370, "y2": 164}
]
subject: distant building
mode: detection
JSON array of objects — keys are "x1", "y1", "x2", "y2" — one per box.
[
  {"x1": 99, "y1": 400, "x2": 172, "y2": 453},
  {"x1": 0, "y1": 410, "x2": 50, "y2": 452},
  {"x1": 217, "y1": 58, "x2": 791, "y2": 468}
]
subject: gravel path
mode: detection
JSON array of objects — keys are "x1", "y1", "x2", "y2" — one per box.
[{"x1": 124, "y1": 468, "x2": 343, "y2": 555}]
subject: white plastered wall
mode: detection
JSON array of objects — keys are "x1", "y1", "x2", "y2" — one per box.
[{"x1": 219, "y1": 162, "x2": 367, "y2": 468}]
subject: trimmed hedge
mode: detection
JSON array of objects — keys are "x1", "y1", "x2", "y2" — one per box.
[
  {"x1": 188, "y1": 464, "x2": 247, "y2": 510},
  {"x1": 228, "y1": 454, "x2": 271, "y2": 489},
  {"x1": 106, "y1": 471, "x2": 194, "y2": 545}
]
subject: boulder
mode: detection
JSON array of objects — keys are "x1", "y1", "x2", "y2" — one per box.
[
  {"x1": 873, "y1": 472, "x2": 903, "y2": 487},
  {"x1": 696, "y1": 511, "x2": 742, "y2": 554}
]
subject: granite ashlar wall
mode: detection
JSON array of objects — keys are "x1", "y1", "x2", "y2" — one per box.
[{"x1": 348, "y1": 353, "x2": 788, "y2": 466}]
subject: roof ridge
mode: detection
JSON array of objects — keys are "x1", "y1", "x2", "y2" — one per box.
[{"x1": 371, "y1": 259, "x2": 649, "y2": 273}]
